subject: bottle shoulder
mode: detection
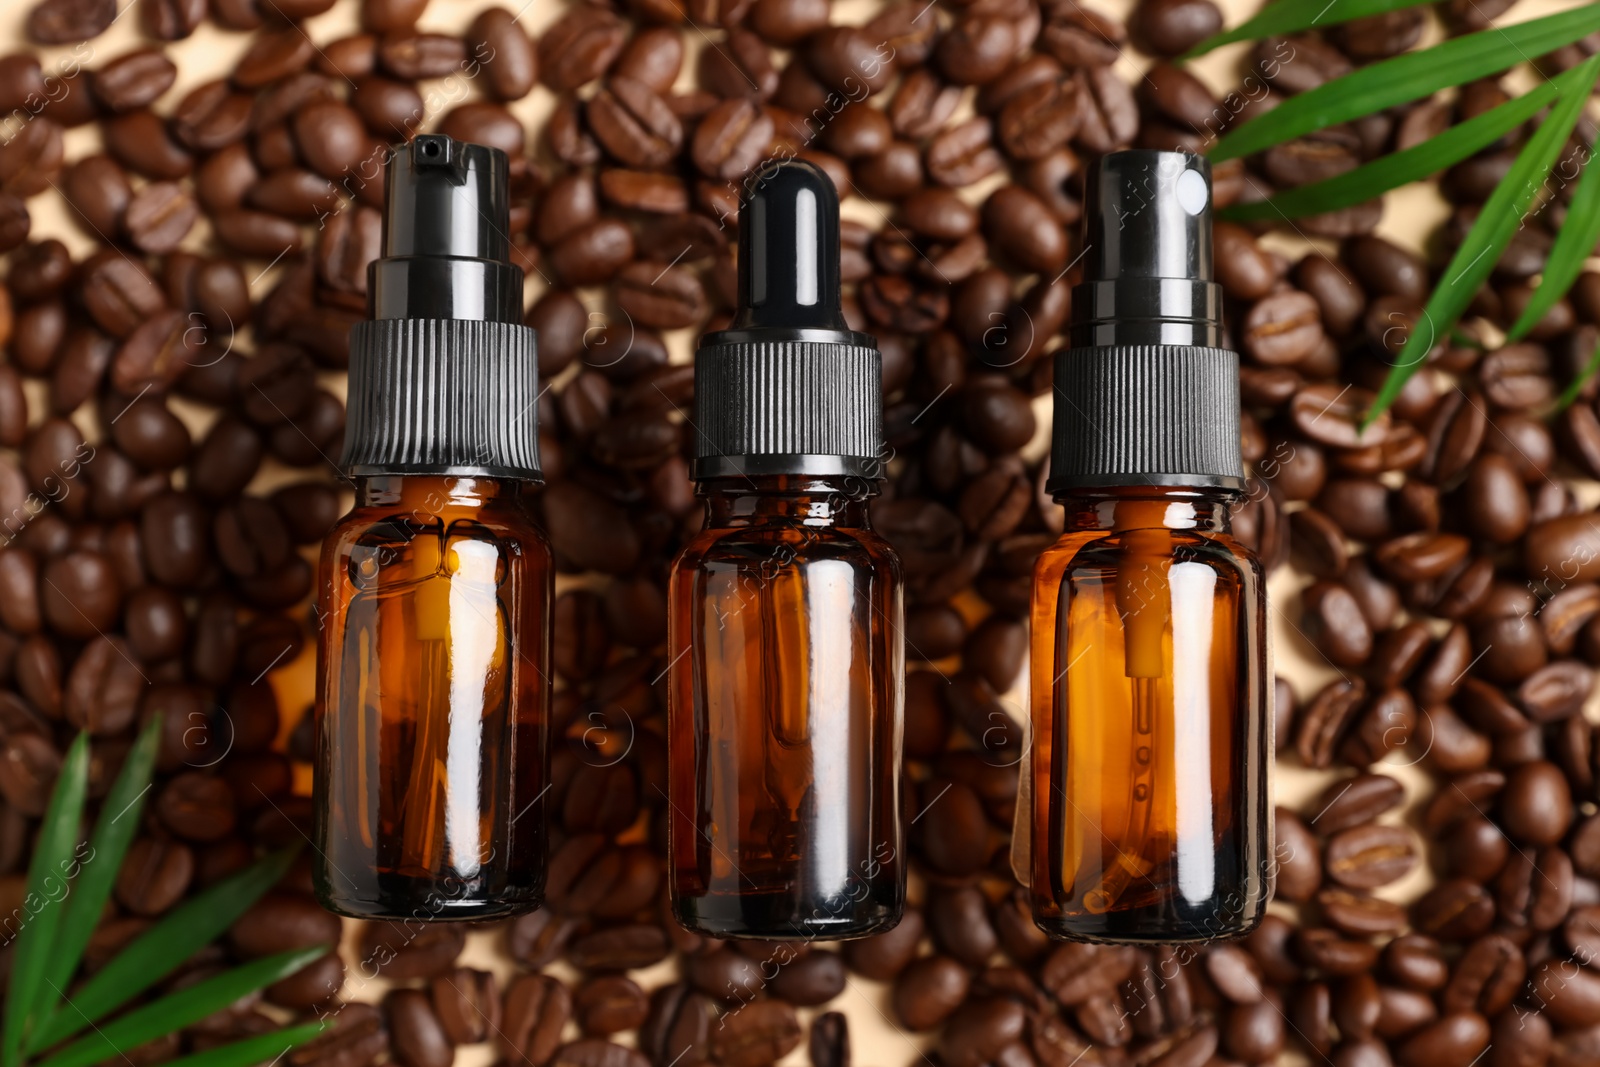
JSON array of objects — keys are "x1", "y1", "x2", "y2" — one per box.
[
  {"x1": 673, "y1": 519, "x2": 900, "y2": 578},
  {"x1": 1034, "y1": 527, "x2": 1263, "y2": 587},
  {"x1": 329, "y1": 495, "x2": 549, "y2": 545}
]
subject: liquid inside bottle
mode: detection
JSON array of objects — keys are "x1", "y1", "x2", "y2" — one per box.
[
  {"x1": 668, "y1": 477, "x2": 904, "y2": 939},
  {"x1": 1030, "y1": 489, "x2": 1269, "y2": 942},
  {"x1": 315, "y1": 475, "x2": 551, "y2": 919}
]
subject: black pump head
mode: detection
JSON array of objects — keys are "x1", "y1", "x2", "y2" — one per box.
[
  {"x1": 343, "y1": 135, "x2": 541, "y2": 482},
  {"x1": 1071, "y1": 150, "x2": 1222, "y2": 349},
  {"x1": 692, "y1": 158, "x2": 883, "y2": 481},
  {"x1": 368, "y1": 134, "x2": 524, "y2": 324}
]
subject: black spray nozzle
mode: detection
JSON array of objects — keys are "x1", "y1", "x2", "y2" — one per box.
[
  {"x1": 1049, "y1": 148, "x2": 1243, "y2": 492},
  {"x1": 369, "y1": 135, "x2": 523, "y2": 324},
  {"x1": 728, "y1": 158, "x2": 850, "y2": 336},
  {"x1": 1072, "y1": 150, "x2": 1221, "y2": 348}
]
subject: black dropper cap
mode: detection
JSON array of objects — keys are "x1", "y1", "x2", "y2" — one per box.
[
  {"x1": 1048, "y1": 150, "x2": 1242, "y2": 492},
  {"x1": 693, "y1": 159, "x2": 883, "y2": 481},
  {"x1": 343, "y1": 135, "x2": 541, "y2": 482}
]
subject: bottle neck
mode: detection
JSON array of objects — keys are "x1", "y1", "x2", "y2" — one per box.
[
  {"x1": 354, "y1": 474, "x2": 517, "y2": 511},
  {"x1": 698, "y1": 476, "x2": 875, "y2": 529},
  {"x1": 1058, "y1": 486, "x2": 1237, "y2": 535}
]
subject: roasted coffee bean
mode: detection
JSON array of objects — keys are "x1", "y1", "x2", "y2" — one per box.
[
  {"x1": 892, "y1": 955, "x2": 969, "y2": 1031},
  {"x1": 1383, "y1": 938, "x2": 1449, "y2": 998},
  {"x1": 28, "y1": 0, "x2": 117, "y2": 43},
  {"x1": 764, "y1": 951, "x2": 845, "y2": 1007},
  {"x1": 1498, "y1": 759, "x2": 1573, "y2": 846},
  {"x1": 285, "y1": 1002, "x2": 388, "y2": 1067},
  {"x1": 1454, "y1": 817, "x2": 1515, "y2": 889},
  {"x1": 541, "y1": 7, "x2": 625, "y2": 91},
  {"x1": 104, "y1": 111, "x2": 192, "y2": 181},
  {"x1": 157, "y1": 771, "x2": 236, "y2": 841},
  {"x1": 940, "y1": 997, "x2": 1025, "y2": 1067},
  {"x1": 385, "y1": 989, "x2": 454, "y2": 1067},
  {"x1": 842, "y1": 908, "x2": 922, "y2": 979},
  {"x1": 1324, "y1": 822, "x2": 1418, "y2": 890},
  {"x1": 1311, "y1": 773, "x2": 1405, "y2": 834},
  {"x1": 122, "y1": 584, "x2": 185, "y2": 664},
  {"x1": 569, "y1": 974, "x2": 645, "y2": 1036},
  {"x1": 809, "y1": 1012, "x2": 849, "y2": 1067},
  {"x1": 1396, "y1": 1013, "x2": 1491, "y2": 1067},
  {"x1": 40, "y1": 549, "x2": 121, "y2": 638},
  {"x1": 1302, "y1": 581, "x2": 1372, "y2": 667},
  {"x1": 1243, "y1": 290, "x2": 1324, "y2": 366},
  {"x1": 691, "y1": 98, "x2": 772, "y2": 181},
  {"x1": 61, "y1": 154, "x2": 131, "y2": 241},
  {"x1": 115, "y1": 836, "x2": 193, "y2": 915},
  {"x1": 1132, "y1": 0, "x2": 1222, "y2": 55},
  {"x1": 567, "y1": 924, "x2": 670, "y2": 971},
  {"x1": 937, "y1": 14, "x2": 1018, "y2": 86},
  {"x1": 613, "y1": 261, "x2": 706, "y2": 329},
  {"x1": 230, "y1": 892, "x2": 341, "y2": 958},
  {"x1": 359, "y1": 921, "x2": 465, "y2": 979},
  {"x1": 982, "y1": 185, "x2": 1066, "y2": 274},
  {"x1": 925, "y1": 885, "x2": 998, "y2": 967},
  {"x1": 1296, "y1": 677, "x2": 1366, "y2": 769},
  {"x1": 710, "y1": 1004, "x2": 800, "y2": 1067},
  {"x1": 141, "y1": 0, "x2": 205, "y2": 39},
  {"x1": 0, "y1": 549, "x2": 42, "y2": 636},
  {"x1": 587, "y1": 78, "x2": 681, "y2": 170},
  {"x1": 64, "y1": 633, "x2": 142, "y2": 734},
  {"x1": 265, "y1": 950, "x2": 343, "y2": 1010},
  {"x1": 927, "y1": 117, "x2": 1005, "y2": 187},
  {"x1": 92, "y1": 48, "x2": 176, "y2": 113},
  {"x1": 549, "y1": 220, "x2": 636, "y2": 286},
  {"x1": 1039, "y1": 943, "x2": 1139, "y2": 1005},
  {"x1": 376, "y1": 33, "x2": 466, "y2": 79}
]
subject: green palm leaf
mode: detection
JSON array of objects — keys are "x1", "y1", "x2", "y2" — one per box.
[
  {"x1": 1508, "y1": 145, "x2": 1600, "y2": 342},
  {"x1": 36, "y1": 716, "x2": 163, "y2": 1020},
  {"x1": 26, "y1": 847, "x2": 299, "y2": 1054},
  {"x1": 154, "y1": 1023, "x2": 328, "y2": 1067},
  {"x1": 1181, "y1": 0, "x2": 1433, "y2": 60},
  {"x1": 33, "y1": 947, "x2": 328, "y2": 1067},
  {"x1": 1367, "y1": 55, "x2": 1600, "y2": 425},
  {"x1": 1, "y1": 732, "x2": 91, "y2": 1067},
  {"x1": 1211, "y1": 4, "x2": 1600, "y2": 162},
  {"x1": 1220, "y1": 79, "x2": 1562, "y2": 221}
]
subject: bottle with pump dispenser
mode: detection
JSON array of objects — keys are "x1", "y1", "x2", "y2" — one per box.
[
  {"x1": 1030, "y1": 150, "x2": 1270, "y2": 943},
  {"x1": 667, "y1": 159, "x2": 905, "y2": 940},
  {"x1": 314, "y1": 136, "x2": 551, "y2": 920}
]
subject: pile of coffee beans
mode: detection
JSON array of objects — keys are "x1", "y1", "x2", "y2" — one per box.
[{"x1": 2, "y1": 0, "x2": 1600, "y2": 1064}]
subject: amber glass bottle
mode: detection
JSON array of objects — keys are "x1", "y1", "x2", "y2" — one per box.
[
  {"x1": 1030, "y1": 489, "x2": 1268, "y2": 941},
  {"x1": 313, "y1": 135, "x2": 550, "y2": 919},
  {"x1": 669, "y1": 476, "x2": 903, "y2": 937},
  {"x1": 667, "y1": 159, "x2": 905, "y2": 939},
  {"x1": 317, "y1": 476, "x2": 551, "y2": 917},
  {"x1": 1031, "y1": 150, "x2": 1270, "y2": 942}
]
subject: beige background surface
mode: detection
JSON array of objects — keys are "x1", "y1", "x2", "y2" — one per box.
[{"x1": 4, "y1": 0, "x2": 1597, "y2": 1062}]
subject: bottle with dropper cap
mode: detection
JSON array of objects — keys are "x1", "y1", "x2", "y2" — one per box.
[
  {"x1": 1030, "y1": 150, "x2": 1270, "y2": 943},
  {"x1": 313, "y1": 135, "x2": 551, "y2": 920},
  {"x1": 667, "y1": 159, "x2": 905, "y2": 939}
]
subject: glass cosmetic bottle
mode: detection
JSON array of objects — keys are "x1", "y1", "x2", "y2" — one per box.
[
  {"x1": 1030, "y1": 151, "x2": 1270, "y2": 943},
  {"x1": 314, "y1": 135, "x2": 551, "y2": 920},
  {"x1": 668, "y1": 159, "x2": 905, "y2": 940}
]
